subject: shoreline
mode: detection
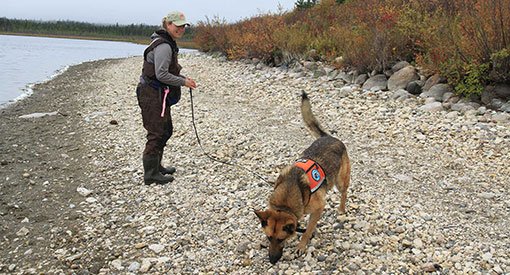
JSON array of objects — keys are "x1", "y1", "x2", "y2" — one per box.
[
  {"x1": 0, "y1": 64, "x2": 71, "y2": 110},
  {"x1": 0, "y1": 58, "x2": 127, "y2": 272},
  {"x1": 1, "y1": 53, "x2": 509, "y2": 274}
]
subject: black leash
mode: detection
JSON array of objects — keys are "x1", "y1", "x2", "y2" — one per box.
[{"x1": 188, "y1": 88, "x2": 273, "y2": 184}]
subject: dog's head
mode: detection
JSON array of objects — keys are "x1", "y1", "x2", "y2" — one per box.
[{"x1": 254, "y1": 209, "x2": 297, "y2": 264}]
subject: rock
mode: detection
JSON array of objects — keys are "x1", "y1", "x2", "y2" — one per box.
[
  {"x1": 362, "y1": 74, "x2": 387, "y2": 91},
  {"x1": 77, "y1": 187, "x2": 93, "y2": 197},
  {"x1": 85, "y1": 197, "x2": 97, "y2": 203},
  {"x1": 423, "y1": 74, "x2": 443, "y2": 91},
  {"x1": 135, "y1": 242, "x2": 148, "y2": 249},
  {"x1": 413, "y1": 238, "x2": 424, "y2": 249},
  {"x1": 354, "y1": 74, "x2": 368, "y2": 85},
  {"x1": 478, "y1": 192, "x2": 497, "y2": 199},
  {"x1": 354, "y1": 220, "x2": 370, "y2": 230},
  {"x1": 128, "y1": 261, "x2": 140, "y2": 272},
  {"x1": 306, "y1": 49, "x2": 320, "y2": 61},
  {"x1": 111, "y1": 259, "x2": 124, "y2": 270},
  {"x1": 336, "y1": 71, "x2": 355, "y2": 83},
  {"x1": 317, "y1": 255, "x2": 327, "y2": 262},
  {"x1": 392, "y1": 61, "x2": 411, "y2": 72},
  {"x1": 419, "y1": 102, "x2": 443, "y2": 112},
  {"x1": 483, "y1": 84, "x2": 510, "y2": 104},
  {"x1": 451, "y1": 102, "x2": 475, "y2": 113},
  {"x1": 236, "y1": 242, "x2": 249, "y2": 254},
  {"x1": 421, "y1": 83, "x2": 451, "y2": 101},
  {"x1": 334, "y1": 222, "x2": 344, "y2": 230},
  {"x1": 406, "y1": 80, "x2": 423, "y2": 95},
  {"x1": 391, "y1": 89, "x2": 412, "y2": 101},
  {"x1": 482, "y1": 252, "x2": 493, "y2": 261},
  {"x1": 388, "y1": 66, "x2": 419, "y2": 91},
  {"x1": 140, "y1": 259, "x2": 152, "y2": 272},
  {"x1": 445, "y1": 111, "x2": 459, "y2": 119},
  {"x1": 421, "y1": 263, "x2": 440, "y2": 272},
  {"x1": 492, "y1": 112, "x2": 510, "y2": 122},
  {"x1": 19, "y1": 111, "x2": 59, "y2": 119},
  {"x1": 148, "y1": 244, "x2": 165, "y2": 253},
  {"x1": 16, "y1": 227, "x2": 29, "y2": 236},
  {"x1": 498, "y1": 102, "x2": 510, "y2": 112},
  {"x1": 303, "y1": 61, "x2": 318, "y2": 71}
]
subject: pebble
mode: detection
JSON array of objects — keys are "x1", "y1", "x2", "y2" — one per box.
[{"x1": 148, "y1": 244, "x2": 165, "y2": 253}]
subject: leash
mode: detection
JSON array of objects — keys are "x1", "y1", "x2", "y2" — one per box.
[{"x1": 188, "y1": 88, "x2": 273, "y2": 184}]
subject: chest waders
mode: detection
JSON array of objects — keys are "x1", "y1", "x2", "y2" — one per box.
[{"x1": 137, "y1": 32, "x2": 181, "y2": 185}]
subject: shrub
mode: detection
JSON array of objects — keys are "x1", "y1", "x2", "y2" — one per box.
[
  {"x1": 193, "y1": 0, "x2": 510, "y2": 94},
  {"x1": 490, "y1": 48, "x2": 510, "y2": 82}
]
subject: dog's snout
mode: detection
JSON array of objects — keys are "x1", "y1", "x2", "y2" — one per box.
[
  {"x1": 269, "y1": 254, "x2": 281, "y2": 264},
  {"x1": 269, "y1": 248, "x2": 283, "y2": 264}
]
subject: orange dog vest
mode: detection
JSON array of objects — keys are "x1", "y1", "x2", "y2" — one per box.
[{"x1": 294, "y1": 158, "x2": 326, "y2": 193}]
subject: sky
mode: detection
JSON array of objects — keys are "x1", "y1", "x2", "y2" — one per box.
[{"x1": 2, "y1": 0, "x2": 298, "y2": 26}]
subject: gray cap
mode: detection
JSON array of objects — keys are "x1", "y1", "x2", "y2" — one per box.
[{"x1": 165, "y1": 11, "x2": 190, "y2": 26}]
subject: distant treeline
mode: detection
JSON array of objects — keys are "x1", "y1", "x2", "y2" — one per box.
[{"x1": 0, "y1": 17, "x2": 195, "y2": 44}]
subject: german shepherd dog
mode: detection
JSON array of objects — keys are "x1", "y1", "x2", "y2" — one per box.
[{"x1": 255, "y1": 91, "x2": 350, "y2": 264}]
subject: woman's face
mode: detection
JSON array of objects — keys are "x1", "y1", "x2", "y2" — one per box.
[{"x1": 166, "y1": 22, "x2": 186, "y2": 39}]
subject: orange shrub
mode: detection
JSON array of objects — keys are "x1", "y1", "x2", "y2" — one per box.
[
  {"x1": 408, "y1": 0, "x2": 510, "y2": 95},
  {"x1": 193, "y1": 0, "x2": 510, "y2": 93},
  {"x1": 193, "y1": 16, "x2": 231, "y2": 53}
]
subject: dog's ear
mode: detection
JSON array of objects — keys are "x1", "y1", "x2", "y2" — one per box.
[
  {"x1": 254, "y1": 210, "x2": 268, "y2": 227},
  {"x1": 283, "y1": 223, "x2": 296, "y2": 235}
]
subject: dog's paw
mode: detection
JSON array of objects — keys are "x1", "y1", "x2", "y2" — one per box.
[{"x1": 296, "y1": 243, "x2": 307, "y2": 256}]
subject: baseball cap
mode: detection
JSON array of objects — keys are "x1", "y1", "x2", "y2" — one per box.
[{"x1": 165, "y1": 11, "x2": 190, "y2": 26}]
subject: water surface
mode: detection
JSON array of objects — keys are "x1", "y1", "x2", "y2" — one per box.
[{"x1": 0, "y1": 35, "x2": 148, "y2": 107}]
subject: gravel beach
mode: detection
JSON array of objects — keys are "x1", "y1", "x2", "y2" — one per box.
[{"x1": 1, "y1": 52, "x2": 509, "y2": 274}]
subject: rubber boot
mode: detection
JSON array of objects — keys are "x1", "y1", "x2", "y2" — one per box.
[
  {"x1": 143, "y1": 155, "x2": 174, "y2": 185},
  {"x1": 158, "y1": 153, "x2": 176, "y2": 175}
]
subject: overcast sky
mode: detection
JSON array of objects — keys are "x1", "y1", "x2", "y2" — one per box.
[{"x1": 2, "y1": 0, "x2": 298, "y2": 25}]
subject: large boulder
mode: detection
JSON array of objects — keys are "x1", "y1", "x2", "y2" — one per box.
[
  {"x1": 362, "y1": 74, "x2": 388, "y2": 91},
  {"x1": 335, "y1": 71, "x2": 355, "y2": 83},
  {"x1": 387, "y1": 66, "x2": 419, "y2": 91},
  {"x1": 419, "y1": 102, "x2": 444, "y2": 112},
  {"x1": 494, "y1": 84, "x2": 510, "y2": 99},
  {"x1": 423, "y1": 74, "x2": 443, "y2": 91},
  {"x1": 481, "y1": 84, "x2": 510, "y2": 110},
  {"x1": 303, "y1": 61, "x2": 318, "y2": 71},
  {"x1": 391, "y1": 61, "x2": 411, "y2": 73},
  {"x1": 421, "y1": 84, "x2": 451, "y2": 102},
  {"x1": 406, "y1": 80, "x2": 424, "y2": 95},
  {"x1": 354, "y1": 74, "x2": 368, "y2": 85}
]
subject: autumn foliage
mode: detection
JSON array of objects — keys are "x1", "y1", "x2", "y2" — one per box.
[{"x1": 194, "y1": 0, "x2": 510, "y2": 95}]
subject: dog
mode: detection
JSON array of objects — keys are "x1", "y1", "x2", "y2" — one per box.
[{"x1": 254, "y1": 91, "x2": 351, "y2": 264}]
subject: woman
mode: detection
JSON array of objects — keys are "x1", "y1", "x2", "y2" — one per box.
[{"x1": 137, "y1": 11, "x2": 197, "y2": 185}]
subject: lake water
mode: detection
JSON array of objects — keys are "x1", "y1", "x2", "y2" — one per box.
[{"x1": 0, "y1": 34, "x2": 192, "y2": 108}]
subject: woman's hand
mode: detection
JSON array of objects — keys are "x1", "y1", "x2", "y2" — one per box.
[{"x1": 185, "y1": 78, "x2": 197, "y2": 89}]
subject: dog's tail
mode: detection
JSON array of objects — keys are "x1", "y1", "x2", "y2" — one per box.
[{"x1": 301, "y1": 91, "x2": 329, "y2": 139}]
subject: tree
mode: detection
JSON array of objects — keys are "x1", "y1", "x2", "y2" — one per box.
[{"x1": 295, "y1": 0, "x2": 318, "y2": 9}]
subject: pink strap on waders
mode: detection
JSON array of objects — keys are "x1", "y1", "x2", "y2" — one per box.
[{"x1": 161, "y1": 88, "x2": 169, "y2": 117}]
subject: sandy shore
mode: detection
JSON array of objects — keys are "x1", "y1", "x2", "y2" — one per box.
[{"x1": 1, "y1": 53, "x2": 509, "y2": 274}]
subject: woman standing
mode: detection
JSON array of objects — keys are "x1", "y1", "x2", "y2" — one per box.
[{"x1": 137, "y1": 11, "x2": 197, "y2": 185}]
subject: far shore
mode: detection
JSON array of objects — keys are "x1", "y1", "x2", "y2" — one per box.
[{"x1": 0, "y1": 32, "x2": 199, "y2": 48}]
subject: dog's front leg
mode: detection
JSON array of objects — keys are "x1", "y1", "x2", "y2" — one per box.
[{"x1": 297, "y1": 197, "x2": 326, "y2": 254}]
